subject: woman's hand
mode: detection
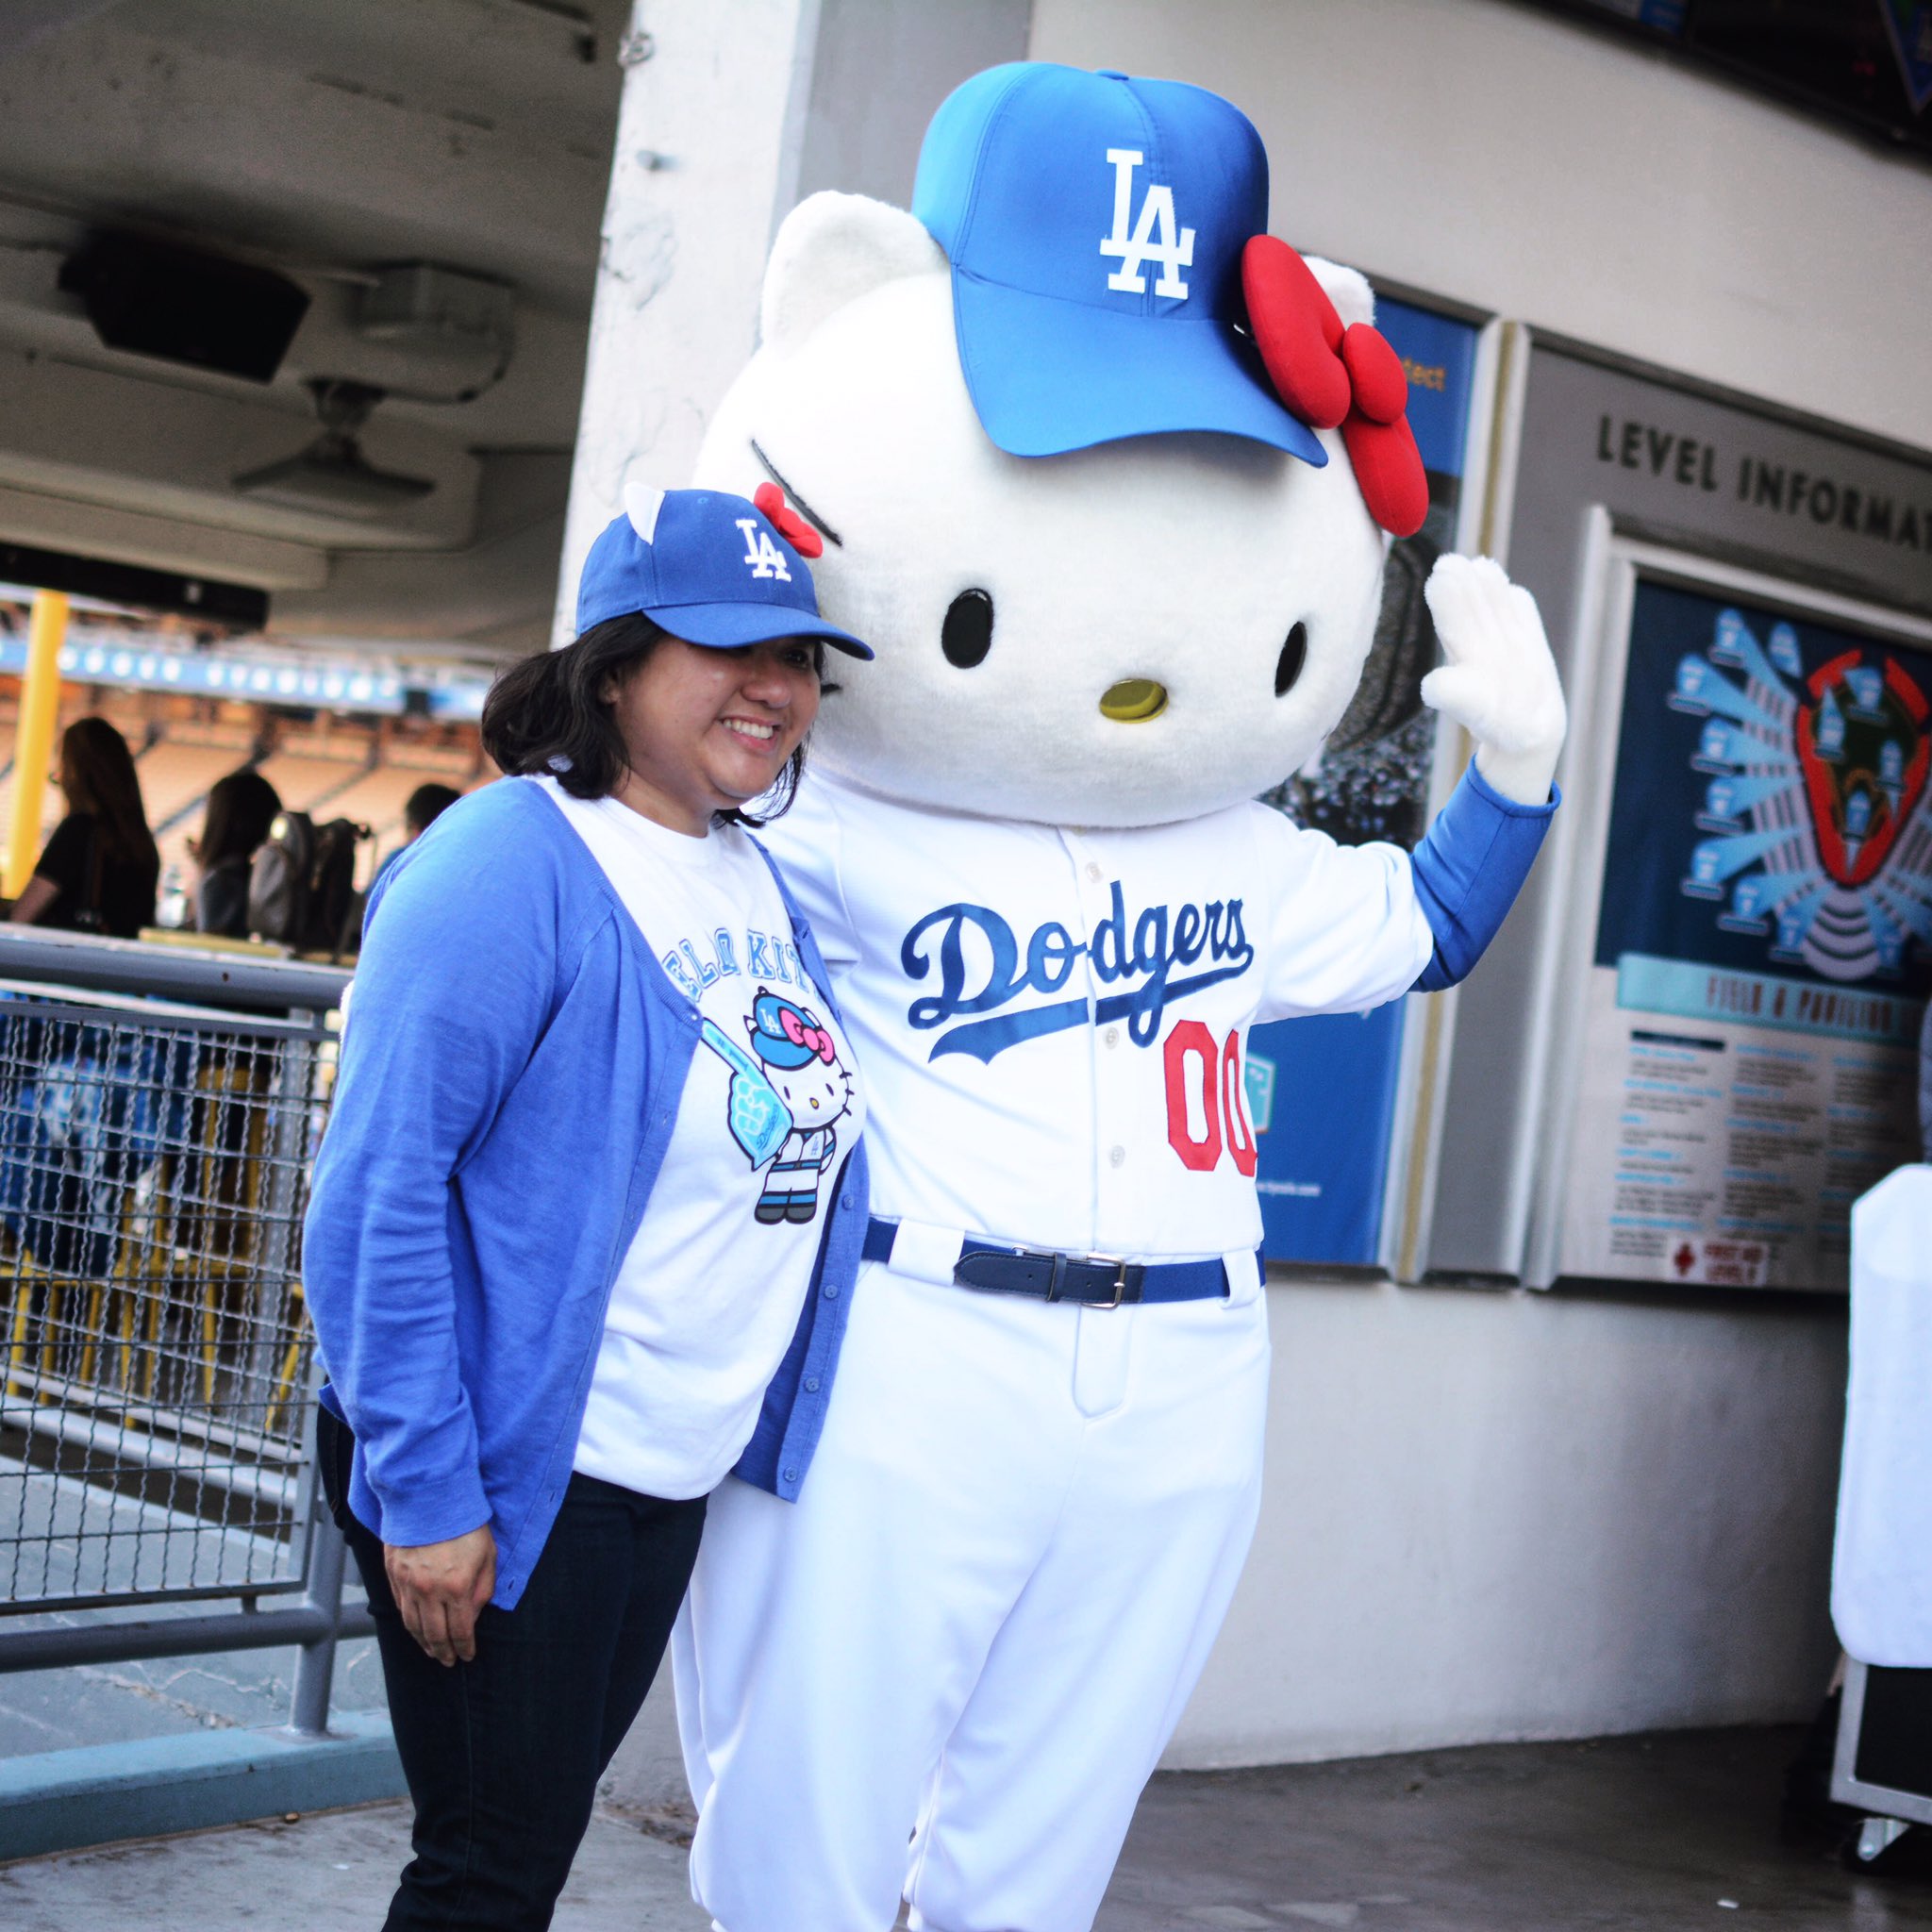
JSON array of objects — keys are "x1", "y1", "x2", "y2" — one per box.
[{"x1": 385, "y1": 1524, "x2": 497, "y2": 1666}]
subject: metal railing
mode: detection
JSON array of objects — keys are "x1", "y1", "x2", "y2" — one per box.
[{"x1": 0, "y1": 927, "x2": 363, "y2": 1736}]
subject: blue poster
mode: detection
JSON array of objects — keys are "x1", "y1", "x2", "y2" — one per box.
[{"x1": 1250, "y1": 298, "x2": 1481, "y2": 1264}]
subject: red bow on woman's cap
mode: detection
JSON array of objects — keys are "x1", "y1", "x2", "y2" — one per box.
[
  {"x1": 753, "y1": 482, "x2": 824, "y2": 559},
  {"x1": 1239, "y1": 237, "x2": 1429, "y2": 540}
]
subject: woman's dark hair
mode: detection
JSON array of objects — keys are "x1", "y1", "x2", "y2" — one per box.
[
  {"x1": 479, "y1": 614, "x2": 821, "y2": 825},
  {"x1": 58, "y1": 716, "x2": 158, "y2": 871},
  {"x1": 197, "y1": 767, "x2": 282, "y2": 870}
]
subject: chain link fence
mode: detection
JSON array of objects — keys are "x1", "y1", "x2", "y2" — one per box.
[{"x1": 0, "y1": 930, "x2": 361, "y2": 1730}]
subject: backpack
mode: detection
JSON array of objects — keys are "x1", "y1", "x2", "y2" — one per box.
[{"x1": 248, "y1": 811, "x2": 369, "y2": 956}]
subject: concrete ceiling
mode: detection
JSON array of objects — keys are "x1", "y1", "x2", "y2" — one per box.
[{"x1": 0, "y1": 0, "x2": 634, "y2": 656}]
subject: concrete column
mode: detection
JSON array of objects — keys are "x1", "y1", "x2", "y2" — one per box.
[
  {"x1": 553, "y1": 0, "x2": 1033, "y2": 645},
  {"x1": 568, "y1": 0, "x2": 1032, "y2": 1815}
]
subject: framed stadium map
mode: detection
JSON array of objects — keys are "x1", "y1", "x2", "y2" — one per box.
[{"x1": 1551, "y1": 543, "x2": 1930, "y2": 1291}]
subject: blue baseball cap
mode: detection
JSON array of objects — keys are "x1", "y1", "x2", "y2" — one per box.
[
  {"x1": 575, "y1": 485, "x2": 873, "y2": 658},
  {"x1": 748, "y1": 989, "x2": 835, "y2": 1070},
  {"x1": 913, "y1": 62, "x2": 1324, "y2": 466}
]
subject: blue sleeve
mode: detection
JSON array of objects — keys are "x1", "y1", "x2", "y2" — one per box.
[
  {"x1": 302, "y1": 795, "x2": 576, "y2": 1546},
  {"x1": 1920, "y1": 998, "x2": 1932, "y2": 1164},
  {"x1": 1411, "y1": 763, "x2": 1559, "y2": 993}
]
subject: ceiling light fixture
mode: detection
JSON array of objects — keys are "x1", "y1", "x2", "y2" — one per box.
[{"x1": 233, "y1": 379, "x2": 434, "y2": 521}]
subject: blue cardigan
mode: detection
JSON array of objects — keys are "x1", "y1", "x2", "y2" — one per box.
[{"x1": 302, "y1": 779, "x2": 869, "y2": 1608}]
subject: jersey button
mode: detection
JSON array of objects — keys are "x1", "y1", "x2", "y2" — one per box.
[
  {"x1": 1104, "y1": 1026, "x2": 1120, "y2": 1047},
  {"x1": 1086, "y1": 862, "x2": 1103, "y2": 883},
  {"x1": 1109, "y1": 1145, "x2": 1126, "y2": 1167},
  {"x1": 804, "y1": 1375, "x2": 821, "y2": 1393}
]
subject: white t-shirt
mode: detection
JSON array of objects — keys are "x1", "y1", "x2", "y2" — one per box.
[{"x1": 534, "y1": 777, "x2": 864, "y2": 1501}]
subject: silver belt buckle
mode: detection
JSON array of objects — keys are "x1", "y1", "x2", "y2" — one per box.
[
  {"x1": 1083, "y1": 1253, "x2": 1130, "y2": 1308},
  {"x1": 1024, "y1": 1244, "x2": 1135, "y2": 1307}
]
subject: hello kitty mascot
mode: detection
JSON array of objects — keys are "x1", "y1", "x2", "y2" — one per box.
[{"x1": 672, "y1": 64, "x2": 1566, "y2": 1932}]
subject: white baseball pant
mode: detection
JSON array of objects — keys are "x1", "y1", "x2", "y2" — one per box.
[{"x1": 673, "y1": 1257, "x2": 1271, "y2": 1932}]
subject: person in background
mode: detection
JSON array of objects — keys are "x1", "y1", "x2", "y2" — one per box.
[
  {"x1": 404, "y1": 780, "x2": 462, "y2": 839},
  {"x1": 191, "y1": 767, "x2": 282, "y2": 938},
  {"x1": 7, "y1": 716, "x2": 158, "y2": 938},
  {"x1": 371, "y1": 781, "x2": 464, "y2": 892}
]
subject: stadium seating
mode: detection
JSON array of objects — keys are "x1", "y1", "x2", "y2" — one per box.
[{"x1": 0, "y1": 677, "x2": 486, "y2": 916}]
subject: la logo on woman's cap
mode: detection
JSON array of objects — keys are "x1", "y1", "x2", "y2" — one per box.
[
  {"x1": 910, "y1": 61, "x2": 1327, "y2": 466},
  {"x1": 574, "y1": 486, "x2": 873, "y2": 657}
]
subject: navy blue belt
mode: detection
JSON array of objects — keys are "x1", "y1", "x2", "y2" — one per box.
[{"x1": 862, "y1": 1216, "x2": 1257, "y2": 1308}]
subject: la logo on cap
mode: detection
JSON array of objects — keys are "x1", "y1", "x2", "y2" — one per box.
[
  {"x1": 736, "y1": 517, "x2": 792, "y2": 583},
  {"x1": 910, "y1": 61, "x2": 1328, "y2": 462},
  {"x1": 1100, "y1": 149, "x2": 1194, "y2": 299}
]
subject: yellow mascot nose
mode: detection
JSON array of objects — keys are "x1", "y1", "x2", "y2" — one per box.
[{"x1": 1098, "y1": 678, "x2": 1168, "y2": 723}]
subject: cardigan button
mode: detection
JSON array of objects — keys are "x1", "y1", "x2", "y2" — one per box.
[
  {"x1": 823, "y1": 1282, "x2": 841, "y2": 1299},
  {"x1": 782, "y1": 1467, "x2": 798, "y2": 1484},
  {"x1": 804, "y1": 1375, "x2": 821, "y2": 1393},
  {"x1": 840, "y1": 1194, "x2": 855, "y2": 1211}
]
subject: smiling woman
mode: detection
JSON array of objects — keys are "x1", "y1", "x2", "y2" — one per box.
[
  {"x1": 300, "y1": 485, "x2": 873, "y2": 1931},
  {"x1": 480, "y1": 612, "x2": 824, "y2": 831}
]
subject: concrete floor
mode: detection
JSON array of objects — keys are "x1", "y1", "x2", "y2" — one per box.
[
  {"x1": 1099, "y1": 1728, "x2": 1932, "y2": 1931},
  {"x1": 2, "y1": 1726, "x2": 1928, "y2": 1930},
  {"x1": 0, "y1": 1799, "x2": 706, "y2": 1930}
]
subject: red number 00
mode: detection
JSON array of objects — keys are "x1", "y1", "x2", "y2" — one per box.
[{"x1": 1163, "y1": 1021, "x2": 1257, "y2": 1177}]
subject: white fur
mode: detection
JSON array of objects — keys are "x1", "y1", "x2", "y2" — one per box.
[
  {"x1": 1306, "y1": 255, "x2": 1374, "y2": 331},
  {"x1": 699, "y1": 191, "x2": 1561, "y2": 828},
  {"x1": 758, "y1": 192, "x2": 944, "y2": 354}
]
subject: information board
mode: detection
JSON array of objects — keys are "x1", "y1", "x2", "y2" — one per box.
[
  {"x1": 1249, "y1": 297, "x2": 1481, "y2": 1264},
  {"x1": 1558, "y1": 575, "x2": 1929, "y2": 1291}
]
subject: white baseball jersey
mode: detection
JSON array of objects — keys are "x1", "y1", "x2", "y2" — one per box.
[{"x1": 760, "y1": 769, "x2": 1435, "y2": 1262}]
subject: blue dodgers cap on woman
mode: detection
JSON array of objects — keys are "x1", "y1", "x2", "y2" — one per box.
[
  {"x1": 574, "y1": 485, "x2": 874, "y2": 658},
  {"x1": 912, "y1": 61, "x2": 1324, "y2": 465}
]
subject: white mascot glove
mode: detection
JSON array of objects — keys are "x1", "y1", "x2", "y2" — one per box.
[{"x1": 1419, "y1": 555, "x2": 1568, "y2": 808}]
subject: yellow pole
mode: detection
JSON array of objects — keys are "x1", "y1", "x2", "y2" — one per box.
[{"x1": 5, "y1": 591, "x2": 68, "y2": 898}]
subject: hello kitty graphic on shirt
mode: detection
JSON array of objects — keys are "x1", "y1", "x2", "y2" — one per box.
[{"x1": 699, "y1": 986, "x2": 857, "y2": 1224}]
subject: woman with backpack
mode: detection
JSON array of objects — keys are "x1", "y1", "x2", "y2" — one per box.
[
  {"x1": 7, "y1": 716, "x2": 158, "y2": 938},
  {"x1": 301, "y1": 486, "x2": 874, "y2": 1930}
]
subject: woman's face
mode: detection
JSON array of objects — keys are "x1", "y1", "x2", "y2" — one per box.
[{"x1": 605, "y1": 635, "x2": 820, "y2": 834}]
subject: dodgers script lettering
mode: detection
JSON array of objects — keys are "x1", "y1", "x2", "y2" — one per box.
[{"x1": 900, "y1": 884, "x2": 1255, "y2": 1063}]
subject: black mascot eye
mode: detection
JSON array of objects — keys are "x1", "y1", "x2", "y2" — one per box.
[
  {"x1": 941, "y1": 589, "x2": 994, "y2": 669},
  {"x1": 1274, "y1": 622, "x2": 1308, "y2": 698}
]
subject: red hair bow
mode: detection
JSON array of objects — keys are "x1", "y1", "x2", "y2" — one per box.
[
  {"x1": 754, "y1": 482, "x2": 824, "y2": 558},
  {"x1": 1239, "y1": 237, "x2": 1429, "y2": 540}
]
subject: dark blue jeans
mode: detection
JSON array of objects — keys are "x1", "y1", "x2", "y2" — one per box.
[{"x1": 319, "y1": 1407, "x2": 707, "y2": 1931}]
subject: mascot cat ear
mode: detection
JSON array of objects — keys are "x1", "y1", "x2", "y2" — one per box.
[
  {"x1": 760, "y1": 191, "x2": 947, "y2": 353},
  {"x1": 1302, "y1": 254, "x2": 1375, "y2": 331}
]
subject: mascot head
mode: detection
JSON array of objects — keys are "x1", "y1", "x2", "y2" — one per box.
[{"x1": 694, "y1": 62, "x2": 1425, "y2": 829}]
